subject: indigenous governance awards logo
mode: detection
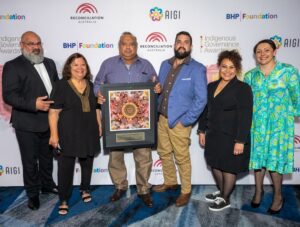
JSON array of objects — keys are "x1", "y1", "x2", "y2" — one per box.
[
  {"x1": 0, "y1": 65, "x2": 12, "y2": 121},
  {"x1": 70, "y1": 3, "x2": 104, "y2": 23}
]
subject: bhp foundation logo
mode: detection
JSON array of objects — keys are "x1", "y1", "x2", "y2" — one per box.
[
  {"x1": 76, "y1": 3, "x2": 98, "y2": 14},
  {"x1": 146, "y1": 32, "x2": 167, "y2": 42}
]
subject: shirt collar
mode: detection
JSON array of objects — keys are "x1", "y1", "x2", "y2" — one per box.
[
  {"x1": 168, "y1": 55, "x2": 191, "y2": 65},
  {"x1": 118, "y1": 55, "x2": 140, "y2": 65}
]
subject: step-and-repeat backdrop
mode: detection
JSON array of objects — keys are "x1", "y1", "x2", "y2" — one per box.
[{"x1": 1, "y1": 0, "x2": 300, "y2": 186}]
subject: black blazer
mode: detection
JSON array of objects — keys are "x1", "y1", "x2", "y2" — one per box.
[
  {"x1": 2, "y1": 55, "x2": 58, "y2": 132},
  {"x1": 198, "y1": 77, "x2": 253, "y2": 143}
]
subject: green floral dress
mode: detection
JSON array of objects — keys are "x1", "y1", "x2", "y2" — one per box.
[{"x1": 244, "y1": 61, "x2": 300, "y2": 174}]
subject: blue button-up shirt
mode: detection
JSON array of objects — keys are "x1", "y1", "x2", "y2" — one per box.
[{"x1": 93, "y1": 55, "x2": 157, "y2": 94}]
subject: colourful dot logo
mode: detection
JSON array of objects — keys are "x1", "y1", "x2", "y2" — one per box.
[
  {"x1": 0, "y1": 165, "x2": 3, "y2": 176},
  {"x1": 270, "y1": 35, "x2": 282, "y2": 49},
  {"x1": 153, "y1": 159, "x2": 162, "y2": 167},
  {"x1": 76, "y1": 3, "x2": 98, "y2": 14},
  {"x1": 149, "y1": 7, "x2": 163, "y2": 21},
  {"x1": 146, "y1": 32, "x2": 167, "y2": 42}
]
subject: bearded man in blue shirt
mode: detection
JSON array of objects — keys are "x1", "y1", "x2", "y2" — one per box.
[{"x1": 152, "y1": 31, "x2": 207, "y2": 207}]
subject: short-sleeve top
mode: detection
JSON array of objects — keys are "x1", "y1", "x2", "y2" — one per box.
[{"x1": 50, "y1": 78, "x2": 100, "y2": 158}]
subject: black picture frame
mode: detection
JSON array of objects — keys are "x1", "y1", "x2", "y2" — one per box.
[{"x1": 100, "y1": 82, "x2": 157, "y2": 151}]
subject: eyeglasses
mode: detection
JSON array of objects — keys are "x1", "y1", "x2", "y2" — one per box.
[{"x1": 22, "y1": 42, "x2": 43, "y2": 47}]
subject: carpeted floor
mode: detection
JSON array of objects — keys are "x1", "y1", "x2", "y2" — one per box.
[{"x1": 0, "y1": 185, "x2": 300, "y2": 226}]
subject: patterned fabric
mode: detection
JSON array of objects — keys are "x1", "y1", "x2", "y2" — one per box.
[{"x1": 244, "y1": 61, "x2": 300, "y2": 174}]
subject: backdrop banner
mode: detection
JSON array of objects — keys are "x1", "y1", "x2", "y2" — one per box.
[{"x1": 1, "y1": 0, "x2": 300, "y2": 186}]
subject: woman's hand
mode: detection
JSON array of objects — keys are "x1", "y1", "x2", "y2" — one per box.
[
  {"x1": 233, "y1": 143, "x2": 244, "y2": 155},
  {"x1": 49, "y1": 134, "x2": 59, "y2": 148},
  {"x1": 97, "y1": 91, "x2": 106, "y2": 104},
  {"x1": 199, "y1": 133, "x2": 205, "y2": 147}
]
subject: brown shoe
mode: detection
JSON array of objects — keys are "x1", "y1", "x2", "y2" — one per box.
[
  {"x1": 110, "y1": 189, "x2": 126, "y2": 202},
  {"x1": 139, "y1": 193, "x2": 153, "y2": 207},
  {"x1": 175, "y1": 193, "x2": 191, "y2": 207},
  {"x1": 152, "y1": 184, "x2": 178, "y2": 192}
]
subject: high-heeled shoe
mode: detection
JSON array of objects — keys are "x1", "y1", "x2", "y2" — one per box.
[
  {"x1": 251, "y1": 190, "x2": 264, "y2": 208},
  {"x1": 267, "y1": 198, "x2": 285, "y2": 214}
]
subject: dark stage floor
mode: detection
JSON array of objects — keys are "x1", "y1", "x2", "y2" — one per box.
[{"x1": 0, "y1": 185, "x2": 300, "y2": 226}]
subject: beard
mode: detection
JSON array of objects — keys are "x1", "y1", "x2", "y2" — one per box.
[
  {"x1": 174, "y1": 47, "x2": 191, "y2": 60},
  {"x1": 22, "y1": 48, "x2": 44, "y2": 64}
]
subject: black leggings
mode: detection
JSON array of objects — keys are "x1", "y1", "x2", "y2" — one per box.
[{"x1": 58, "y1": 155, "x2": 94, "y2": 202}]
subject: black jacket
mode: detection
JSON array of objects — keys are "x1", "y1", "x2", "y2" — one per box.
[
  {"x1": 198, "y1": 77, "x2": 253, "y2": 143},
  {"x1": 2, "y1": 55, "x2": 58, "y2": 132}
]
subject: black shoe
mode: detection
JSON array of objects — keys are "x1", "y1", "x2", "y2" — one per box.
[
  {"x1": 205, "y1": 190, "x2": 221, "y2": 202},
  {"x1": 209, "y1": 197, "x2": 231, "y2": 211},
  {"x1": 139, "y1": 193, "x2": 153, "y2": 207},
  {"x1": 28, "y1": 195, "x2": 40, "y2": 210},
  {"x1": 41, "y1": 186, "x2": 58, "y2": 194},
  {"x1": 251, "y1": 190, "x2": 264, "y2": 208},
  {"x1": 267, "y1": 198, "x2": 285, "y2": 214},
  {"x1": 110, "y1": 189, "x2": 127, "y2": 202}
]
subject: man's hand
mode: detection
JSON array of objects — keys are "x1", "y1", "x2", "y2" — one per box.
[
  {"x1": 36, "y1": 96, "x2": 54, "y2": 111},
  {"x1": 153, "y1": 76, "x2": 161, "y2": 94},
  {"x1": 97, "y1": 91, "x2": 106, "y2": 104}
]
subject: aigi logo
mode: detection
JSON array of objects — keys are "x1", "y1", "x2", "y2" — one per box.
[
  {"x1": 149, "y1": 7, "x2": 164, "y2": 21},
  {"x1": 271, "y1": 35, "x2": 300, "y2": 49},
  {"x1": 0, "y1": 13, "x2": 25, "y2": 20},
  {"x1": 70, "y1": 3, "x2": 104, "y2": 24},
  {"x1": 0, "y1": 165, "x2": 4, "y2": 176},
  {"x1": 140, "y1": 32, "x2": 172, "y2": 52},
  {"x1": 270, "y1": 35, "x2": 282, "y2": 49},
  {"x1": 63, "y1": 41, "x2": 114, "y2": 50},
  {"x1": 76, "y1": 3, "x2": 98, "y2": 13},
  {"x1": 226, "y1": 12, "x2": 278, "y2": 21},
  {"x1": 149, "y1": 7, "x2": 181, "y2": 21}
]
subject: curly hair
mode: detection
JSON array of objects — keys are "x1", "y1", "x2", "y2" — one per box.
[
  {"x1": 62, "y1": 52, "x2": 92, "y2": 81},
  {"x1": 217, "y1": 50, "x2": 242, "y2": 75}
]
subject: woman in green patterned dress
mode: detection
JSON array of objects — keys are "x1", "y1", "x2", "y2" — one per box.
[{"x1": 244, "y1": 39, "x2": 300, "y2": 214}]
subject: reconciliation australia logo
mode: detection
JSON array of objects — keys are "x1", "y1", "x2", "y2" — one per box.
[
  {"x1": 200, "y1": 35, "x2": 240, "y2": 53},
  {"x1": 151, "y1": 159, "x2": 163, "y2": 176},
  {"x1": 149, "y1": 7, "x2": 181, "y2": 21},
  {"x1": 70, "y1": 3, "x2": 104, "y2": 23},
  {"x1": 270, "y1": 35, "x2": 300, "y2": 49},
  {"x1": 140, "y1": 32, "x2": 172, "y2": 52}
]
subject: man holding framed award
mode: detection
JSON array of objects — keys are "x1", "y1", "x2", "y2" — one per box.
[{"x1": 94, "y1": 32, "x2": 160, "y2": 207}]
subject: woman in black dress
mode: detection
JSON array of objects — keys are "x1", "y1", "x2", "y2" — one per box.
[
  {"x1": 198, "y1": 50, "x2": 253, "y2": 211},
  {"x1": 49, "y1": 53, "x2": 101, "y2": 215}
]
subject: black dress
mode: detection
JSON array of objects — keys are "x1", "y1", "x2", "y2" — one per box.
[
  {"x1": 198, "y1": 77, "x2": 253, "y2": 173},
  {"x1": 50, "y1": 78, "x2": 100, "y2": 157}
]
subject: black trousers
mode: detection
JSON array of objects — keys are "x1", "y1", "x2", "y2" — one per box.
[
  {"x1": 15, "y1": 129, "x2": 56, "y2": 198},
  {"x1": 57, "y1": 155, "x2": 94, "y2": 202}
]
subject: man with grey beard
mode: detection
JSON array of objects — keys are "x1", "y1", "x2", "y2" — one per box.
[{"x1": 2, "y1": 31, "x2": 59, "y2": 210}]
